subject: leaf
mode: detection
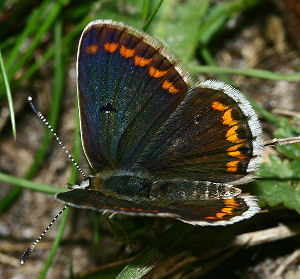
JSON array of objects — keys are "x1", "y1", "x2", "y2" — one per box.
[
  {"x1": 151, "y1": 0, "x2": 211, "y2": 64},
  {"x1": 253, "y1": 155, "x2": 300, "y2": 213}
]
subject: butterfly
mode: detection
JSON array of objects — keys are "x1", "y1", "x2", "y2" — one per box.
[{"x1": 56, "y1": 19, "x2": 263, "y2": 226}]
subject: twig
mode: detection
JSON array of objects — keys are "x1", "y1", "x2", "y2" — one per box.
[
  {"x1": 183, "y1": 246, "x2": 242, "y2": 279},
  {"x1": 79, "y1": 223, "x2": 299, "y2": 278},
  {"x1": 186, "y1": 223, "x2": 300, "y2": 278},
  {"x1": 272, "y1": 109, "x2": 300, "y2": 118},
  {"x1": 264, "y1": 136, "x2": 300, "y2": 147},
  {"x1": 148, "y1": 252, "x2": 198, "y2": 279},
  {"x1": 232, "y1": 223, "x2": 300, "y2": 248},
  {"x1": 0, "y1": 251, "x2": 19, "y2": 267},
  {"x1": 271, "y1": 248, "x2": 300, "y2": 277},
  {"x1": 290, "y1": 120, "x2": 300, "y2": 127},
  {"x1": 0, "y1": 241, "x2": 53, "y2": 252}
]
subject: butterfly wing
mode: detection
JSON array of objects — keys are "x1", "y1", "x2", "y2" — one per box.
[
  {"x1": 74, "y1": 20, "x2": 263, "y2": 226},
  {"x1": 77, "y1": 20, "x2": 192, "y2": 171},
  {"x1": 137, "y1": 80, "x2": 263, "y2": 184},
  {"x1": 78, "y1": 20, "x2": 262, "y2": 184},
  {"x1": 56, "y1": 189, "x2": 258, "y2": 226}
]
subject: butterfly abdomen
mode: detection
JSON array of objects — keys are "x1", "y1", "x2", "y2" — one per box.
[{"x1": 150, "y1": 180, "x2": 242, "y2": 202}]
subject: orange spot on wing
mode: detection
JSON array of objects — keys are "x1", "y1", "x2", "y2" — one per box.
[
  {"x1": 226, "y1": 160, "x2": 240, "y2": 172},
  {"x1": 222, "y1": 109, "x2": 239, "y2": 126},
  {"x1": 162, "y1": 80, "x2": 180, "y2": 94},
  {"x1": 120, "y1": 45, "x2": 135, "y2": 58},
  {"x1": 226, "y1": 144, "x2": 247, "y2": 170},
  {"x1": 225, "y1": 198, "x2": 239, "y2": 207},
  {"x1": 134, "y1": 56, "x2": 152, "y2": 67},
  {"x1": 204, "y1": 216, "x2": 217, "y2": 220},
  {"x1": 216, "y1": 212, "x2": 227, "y2": 219},
  {"x1": 227, "y1": 150, "x2": 247, "y2": 160},
  {"x1": 205, "y1": 198, "x2": 239, "y2": 220},
  {"x1": 149, "y1": 66, "x2": 167, "y2": 78},
  {"x1": 221, "y1": 207, "x2": 233, "y2": 214},
  {"x1": 104, "y1": 42, "x2": 118, "y2": 53},
  {"x1": 227, "y1": 143, "x2": 243, "y2": 152},
  {"x1": 212, "y1": 101, "x2": 229, "y2": 111},
  {"x1": 213, "y1": 102, "x2": 246, "y2": 160},
  {"x1": 85, "y1": 44, "x2": 99, "y2": 54},
  {"x1": 226, "y1": 126, "x2": 247, "y2": 143}
]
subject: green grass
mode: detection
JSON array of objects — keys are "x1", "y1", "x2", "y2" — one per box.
[
  {"x1": 1, "y1": 0, "x2": 300, "y2": 278},
  {"x1": 0, "y1": 50, "x2": 16, "y2": 138},
  {"x1": 38, "y1": 22, "x2": 79, "y2": 277}
]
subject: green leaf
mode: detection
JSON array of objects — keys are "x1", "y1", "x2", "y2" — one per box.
[
  {"x1": 259, "y1": 155, "x2": 296, "y2": 179},
  {"x1": 93, "y1": 0, "x2": 143, "y2": 28},
  {"x1": 151, "y1": 0, "x2": 211, "y2": 64},
  {"x1": 253, "y1": 155, "x2": 300, "y2": 213}
]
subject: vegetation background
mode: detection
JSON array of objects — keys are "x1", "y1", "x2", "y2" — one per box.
[{"x1": 0, "y1": 0, "x2": 300, "y2": 278}]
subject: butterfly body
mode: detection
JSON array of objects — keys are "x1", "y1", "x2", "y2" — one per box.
[{"x1": 57, "y1": 20, "x2": 263, "y2": 226}]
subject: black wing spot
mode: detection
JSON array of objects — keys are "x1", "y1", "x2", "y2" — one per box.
[{"x1": 99, "y1": 103, "x2": 117, "y2": 113}]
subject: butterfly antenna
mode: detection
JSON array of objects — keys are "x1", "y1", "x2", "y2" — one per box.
[
  {"x1": 28, "y1": 96, "x2": 86, "y2": 179},
  {"x1": 20, "y1": 205, "x2": 68, "y2": 264}
]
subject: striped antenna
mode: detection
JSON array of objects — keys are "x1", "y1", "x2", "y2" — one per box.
[
  {"x1": 21, "y1": 97, "x2": 85, "y2": 264},
  {"x1": 27, "y1": 96, "x2": 86, "y2": 179},
  {"x1": 20, "y1": 205, "x2": 68, "y2": 264}
]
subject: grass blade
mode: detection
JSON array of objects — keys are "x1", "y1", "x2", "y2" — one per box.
[
  {"x1": 116, "y1": 223, "x2": 192, "y2": 279},
  {"x1": 0, "y1": 172, "x2": 64, "y2": 194},
  {"x1": 5, "y1": 0, "x2": 52, "y2": 75},
  {"x1": 190, "y1": 65, "x2": 300, "y2": 82},
  {"x1": 142, "y1": 0, "x2": 164, "y2": 31},
  {"x1": 38, "y1": 18, "x2": 71, "y2": 278},
  {"x1": 0, "y1": 50, "x2": 16, "y2": 138},
  {"x1": 0, "y1": 2, "x2": 67, "y2": 212},
  {"x1": 19, "y1": 16, "x2": 91, "y2": 84},
  {"x1": 142, "y1": 0, "x2": 150, "y2": 23},
  {"x1": 6, "y1": 0, "x2": 68, "y2": 87}
]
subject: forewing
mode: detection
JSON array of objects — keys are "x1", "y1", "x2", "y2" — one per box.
[
  {"x1": 77, "y1": 20, "x2": 192, "y2": 171},
  {"x1": 56, "y1": 189, "x2": 175, "y2": 217},
  {"x1": 56, "y1": 190, "x2": 259, "y2": 226},
  {"x1": 137, "y1": 81, "x2": 263, "y2": 184}
]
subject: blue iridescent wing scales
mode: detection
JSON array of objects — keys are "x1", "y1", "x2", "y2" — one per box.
[
  {"x1": 78, "y1": 20, "x2": 192, "y2": 171},
  {"x1": 58, "y1": 20, "x2": 264, "y2": 226}
]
